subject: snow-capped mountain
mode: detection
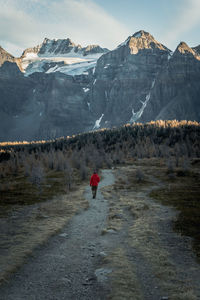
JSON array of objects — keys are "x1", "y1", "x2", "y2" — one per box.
[
  {"x1": 20, "y1": 38, "x2": 109, "y2": 76},
  {"x1": 0, "y1": 30, "x2": 200, "y2": 141}
]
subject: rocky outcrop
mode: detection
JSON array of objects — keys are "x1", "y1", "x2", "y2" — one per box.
[
  {"x1": 0, "y1": 46, "x2": 23, "y2": 71},
  {"x1": 193, "y1": 45, "x2": 200, "y2": 55},
  {"x1": 21, "y1": 45, "x2": 42, "y2": 59},
  {"x1": 0, "y1": 46, "x2": 15, "y2": 66},
  {"x1": 38, "y1": 38, "x2": 80, "y2": 55},
  {"x1": 82, "y1": 45, "x2": 109, "y2": 56},
  {"x1": 21, "y1": 38, "x2": 109, "y2": 58}
]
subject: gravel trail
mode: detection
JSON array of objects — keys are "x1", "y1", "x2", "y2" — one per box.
[
  {"x1": 0, "y1": 170, "x2": 115, "y2": 300},
  {"x1": 1, "y1": 167, "x2": 200, "y2": 300}
]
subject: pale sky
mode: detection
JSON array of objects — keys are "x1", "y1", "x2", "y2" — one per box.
[{"x1": 0, "y1": 0, "x2": 200, "y2": 57}]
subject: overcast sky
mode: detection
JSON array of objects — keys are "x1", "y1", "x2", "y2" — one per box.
[{"x1": 1, "y1": 0, "x2": 200, "y2": 56}]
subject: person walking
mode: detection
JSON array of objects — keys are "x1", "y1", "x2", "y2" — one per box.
[{"x1": 90, "y1": 170, "x2": 100, "y2": 199}]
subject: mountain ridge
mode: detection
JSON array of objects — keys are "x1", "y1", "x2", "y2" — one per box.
[
  {"x1": 0, "y1": 30, "x2": 200, "y2": 141},
  {"x1": 21, "y1": 37, "x2": 109, "y2": 58}
]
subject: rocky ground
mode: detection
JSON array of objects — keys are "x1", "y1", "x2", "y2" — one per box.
[{"x1": 0, "y1": 166, "x2": 200, "y2": 299}]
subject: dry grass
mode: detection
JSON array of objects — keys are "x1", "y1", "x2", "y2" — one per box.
[
  {"x1": 101, "y1": 186, "x2": 124, "y2": 232},
  {"x1": 150, "y1": 167, "x2": 200, "y2": 261},
  {"x1": 103, "y1": 248, "x2": 143, "y2": 300},
  {"x1": 0, "y1": 174, "x2": 88, "y2": 284},
  {"x1": 102, "y1": 161, "x2": 199, "y2": 299},
  {"x1": 128, "y1": 209, "x2": 197, "y2": 299},
  {"x1": 0, "y1": 169, "x2": 80, "y2": 208}
]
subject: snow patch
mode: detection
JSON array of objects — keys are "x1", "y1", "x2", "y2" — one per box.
[
  {"x1": 105, "y1": 91, "x2": 109, "y2": 101},
  {"x1": 93, "y1": 79, "x2": 97, "y2": 85},
  {"x1": 24, "y1": 52, "x2": 38, "y2": 59},
  {"x1": 22, "y1": 52, "x2": 103, "y2": 76},
  {"x1": 83, "y1": 88, "x2": 90, "y2": 92},
  {"x1": 104, "y1": 64, "x2": 110, "y2": 69},
  {"x1": 93, "y1": 114, "x2": 104, "y2": 129},
  {"x1": 87, "y1": 102, "x2": 90, "y2": 110},
  {"x1": 146, "y1": 93, "x2": 151, "y2": 102},
  {"x1": 46, "y1": 65, "x2": 59, "y2": 73},
  {"x1": 151, "y1": 79, "x2": 155, "y2": 89},
  {"x1": 129, "y1": 78, "x2": 155, "y2": 123},
  {"x1": 56, "y1": 60, "x2": 96, "y2": 76},
  {"x1": 168, "y1": 52, "x2": 173, "y2": 60},
  {"x1": 130, "y1": 93, "x2": 151, "y2": 123}
]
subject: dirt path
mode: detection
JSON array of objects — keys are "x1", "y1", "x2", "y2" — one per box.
[
  {"x1": 1, "y1": 167, "x2": 200, "y2": 300},
  {"x1": 0, "y1": 170, "x2": 117, "y2": 300}
]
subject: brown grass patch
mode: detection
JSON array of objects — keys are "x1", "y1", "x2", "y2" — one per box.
[
  {"x1": 150, "y1": 173, "x2": 200, "y2": 261},
  {"x1": 109, "y1": 162, "x2": 199, "y2": 299},
  {"x1": 104, "y1": 248, "x2": 143, "y2": 300},
  {"x1": 0, "y1": 182, "x2": 88, "y2": 284}
]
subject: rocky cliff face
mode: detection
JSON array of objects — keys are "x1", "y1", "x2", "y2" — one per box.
[
  {"x1": 0, "y1": 60, "x2": 92, "y2": 141},
  {"x1": 0, "y1": 31, "x2": 200, "y2": 141},
  {"x1": 140, "y1": 41, "x2": 200, "y2": 122},
  {"x1": 86, "y1": 30, "x2": 172, "y2": 128}
]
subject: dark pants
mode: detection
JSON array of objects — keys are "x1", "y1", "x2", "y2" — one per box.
[{"x1": 91, "y1": 186, "x2": 97, "y2": 198}]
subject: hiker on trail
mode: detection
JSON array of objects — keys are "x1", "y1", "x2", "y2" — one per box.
[{"x1": 90, "y1": 170, "x2": 100, "y2": 199}]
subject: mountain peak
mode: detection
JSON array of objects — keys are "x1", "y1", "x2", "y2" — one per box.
[
  {"x1": 132, "y1": 30, "x2": 153, "y2": 39},
  {"x1": 173, "y1": 42, "x2": 200, "y2": 61},
  {"x1": 83, "y1": 44, "x2": 109, "y2": 56},
  {"x1": 176, "y1": 42, "x2": 196, "y2": 55},
  {"x1": 117, "y1": 30, "x2": 170, "y2": 54},
  {"x1": 42, "y1": 37, "x2": 76, "y2": 47},
  {"x1": 0, "y1": 46, "x2": 15, "y2": 66}
]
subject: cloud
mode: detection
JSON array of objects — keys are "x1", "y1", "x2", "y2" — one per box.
[
  {"x1": 0, "y1": 5, "x2": 38, "y2": 43},
  {"x1": 163, "y1": 0, "x2": 200, "y2": 48},
  {"x1": 0, "y1": 0, "x2": 130, "y2": 56}
]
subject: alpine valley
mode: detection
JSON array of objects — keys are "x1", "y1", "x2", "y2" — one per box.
[{"x1": 0, "y1": 30, "x2": 200, "y2": 141}]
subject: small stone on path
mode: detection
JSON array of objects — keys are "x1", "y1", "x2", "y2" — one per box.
[{"x1": 59, "y1": 233, "x2": 68, "y2": 238}]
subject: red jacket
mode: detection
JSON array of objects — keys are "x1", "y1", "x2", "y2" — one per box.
[{"x1": 90, "y1": 173, "x2": 100, "y2": 186}]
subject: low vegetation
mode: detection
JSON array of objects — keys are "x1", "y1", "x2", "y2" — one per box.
[
  {"x1": 0, "y1": 120, "x2": 200, "y2": 288},
  {"x1": 101, "y1": 161, "x2": 200, "y2": 299}
]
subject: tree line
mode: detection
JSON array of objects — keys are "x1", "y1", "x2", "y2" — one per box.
[{"x1": 0, "y1": 120, "x2": 199, "y2": 190}]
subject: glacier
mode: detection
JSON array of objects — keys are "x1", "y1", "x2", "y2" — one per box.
[{"x1": 21, "y1": 51, "x2": 103, "y2": 76}]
